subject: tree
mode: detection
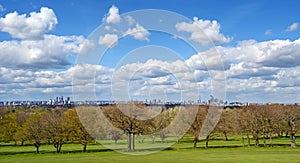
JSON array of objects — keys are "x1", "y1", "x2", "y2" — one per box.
[
  {"x1": 239, "y1": 105, "x2": 262, "y2": 147},
  {"x1": 63, "y1": 109, "x2": 94, "y2": 152},
  {"x1": 0, "y1": 113, "x2": 19, "y2": 144},
  {"x1": 14, "y1": 110, "x2": 31, "y2": 145},
  {"x1": 102, "y1": 103, "x2": 141, "y2": 151},
  {"x1": 186, "y1": 105, "x2": 208, "y2": 149},
  {"x1": 42, "y1": 109, "x2": 66, "y2": 153},
  {"x1": 146, "y1": 106, "x2": 171, "y2": 144},
  {"x1": 215, "y1": 108, "x2": 236, "y2": 141},
  {"x1": 111, "y1": 130, "x2": 122, "y2": 144},
  {"x1": 102, "y1": 103, "x2": 169, "y2": 151},
  {"x1": 22, "y1": 112, "x2": 45, "y2": 153},
  {"x1": 282, "y1": 105, "x2": 300, "y2": 148},
  {"x1": 200, "y1": 105, "x2": 222, "y2": 149}
]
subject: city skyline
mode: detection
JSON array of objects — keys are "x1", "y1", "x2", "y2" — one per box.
[{"x1": 0, "y1": 1, "x2": 300, "y2": 103}]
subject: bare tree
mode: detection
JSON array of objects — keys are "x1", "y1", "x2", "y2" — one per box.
[{"x1": 282, "y1": 105, "x2": 300, "y2": 148}]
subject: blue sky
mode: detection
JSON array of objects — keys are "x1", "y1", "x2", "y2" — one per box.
[{"x1": 0, "y1": 0, "x2": 300, "y2": 103}]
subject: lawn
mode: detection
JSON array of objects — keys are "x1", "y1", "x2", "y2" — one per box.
[{"x1": 1, "y1": 136, "x2": 300, "y2": 163}]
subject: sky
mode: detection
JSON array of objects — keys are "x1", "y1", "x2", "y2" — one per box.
[{"x1": 0, "y1": 0, "x2": 300, "y2": 103}]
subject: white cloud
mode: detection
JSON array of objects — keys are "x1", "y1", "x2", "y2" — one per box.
[
  {"x1": 0, "y1": 64, "x2": 114, "y2": 100},
  {"x1": 176, "y1": 17, "x2": 231, "y2": 45},
  {"x1": 125, "y1": 16, "x2": 135, "y2": 25},
  {"x1": 286, "y1": 22, "x2": 299, "y2": 32},
  {"x1": 78, "y1": 40, "x2": 95, "y2": 55},
  {"x1": 0, "y1": 34, "x2": 86, "y2": 69},
  {"x1": 104, "y1": 5, "x2": 120, "y2": 24},
  {"x1": 0, "y1": 7, "x2": 57, "y2": 39},
  {"x1": 227, "y1": 62, "x2": 278, "y2": 79},
  {"x1": 264, "y1": 29, "x2": 272, "y2": 35},
  {"x1": 98, "y1": 34, "x2": 118, "y2": 48},
  {"x1": 0, "y1": 4, "x2": 5, "y2": 12},
  {"x1": 236, "y1": 38, "x2": 300, "y2": 68},
  {"x1": 123, "y1": 23, "x2": 150, "y2": 41}
]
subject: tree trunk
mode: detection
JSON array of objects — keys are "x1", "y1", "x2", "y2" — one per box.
[
  {"x1": 127, "y1": 133, "x2": 132, "y2": 151},
  {"x1": 246, "y1": 133, "x2": 251, "y2": 147},
  {"x1": 290, "y1": 133, "x2": 297, "y2": 148},
  {"x1": 152, "y1": 135, "x2": 155, "y2": 144},
  {"x1": 263, "y1": 131, "x2": 266, "y2": 147},
  {"x1": 254, "y1": 132, "x2": 259, "y2": 147},
  {"x1": 285, "y1": 131, "x2": 289, "y2": 137},
  {"x1": 255, "y1": 136, "x2": 259, "y2": 147},
  {"x1": 36, "y1": 146, "x2": 39, "y2": 154},
  {"x1": 223, "y1": 132, "x2": 228, "y2": 141},
  {"x1": 193, "y1": 136, "x2": 198, "y2": 149},
  {"x1": 83, "y1": 143, "x2": 87, "y2": 152},
  {"x1": 289, "y1": 120, "x2": 297, "y2": 148},
  {"x1": 205, "y1": 135, "x2": 209, "y2": 149},
  {"x1": 132, "y1": 133, "x2": 135, "y2": 151},
  {"x1": 242, "y1": 136, "x2": 245, "y2": 147},
  {"x1": 54, "y1": 142, "x2": 63, "y2": 153},
  {"x1": 34, "y1": 142, "x2": 40, "y2": 154},
  {"x1": 277, "y1": 131, "x2": 282, "y2": 137},
  {"x1": 58, "y1": 143, "x2": 62, "y2": 153},
  {"x1": 269, "y1": 132, "x2": 273, "y2": 147}
]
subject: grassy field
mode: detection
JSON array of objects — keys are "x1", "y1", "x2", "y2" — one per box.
[{"x1": 1, "y1": 136, "x2": 300, "y2": 163}]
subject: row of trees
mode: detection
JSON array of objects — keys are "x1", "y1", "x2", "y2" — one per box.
[
  {"x1": 0, "y1": 108, "x2": 93, "y2": 153},
  {"x1": 0, "y1": 104, "x2": 300, "y2": 153}
]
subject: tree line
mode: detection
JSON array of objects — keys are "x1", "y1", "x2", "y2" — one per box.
[{"x1": 0, "y1": 103, "x2": 299, "y2": 153}]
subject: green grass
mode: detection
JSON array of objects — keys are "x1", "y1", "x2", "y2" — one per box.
[
  {"x1": 1, "y1": 136, "x2": 300, "y2": 163},
  {"x1": 1, "y1": 147, "x2": 300, "y2": 163}
]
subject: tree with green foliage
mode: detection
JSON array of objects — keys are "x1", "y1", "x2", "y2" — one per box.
[
  {"x1": 22, "y1": 112, "x2": 45, "y2": 153},
  {"x1": 42, "y1": 109, "x2": 66, "y2": 153},
  {"x1": 0, "y1": 113, "x2": 19, "y2": 144},
  {"x1": 63, "y1": 109, "x2": 94, "y2": 152}
]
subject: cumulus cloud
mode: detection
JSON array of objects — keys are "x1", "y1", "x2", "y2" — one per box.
[
  {"x1": 0, "y1": 64, "x2": 114, "y2": 100},
  {"x1": 98, "y1": 34, "x2": 118, "y2": 48},
  {"x1": 0, "y1": 34, "x2": 86, "y2": 69},
  {"x1": 237, "y1": 38, "x2": 300, "y2": 68},
  {"x1": 104, "y1": 5, "x2": 120, "y2": 24},
  {"x1": 286, "y1": 22, "x2": 299, "y2": 32},
  {"x1": 186, "y1": 38, "x2": 300, "y2": 73},
  {"x1": 0, "y1": 7, "x2": 57, "y2": 39},
  {"x1": 274, "y1": 68, "x2": 300, "y2": 88},
  {"x1": 227, "y1": 62, "x2": 278, "y2": 79},
  {"x1": 176, "y1": 17, "x2": 231, "y2": 45},
  {"x1": 123, "y1": 23, "x2": 150, "y2": 41}
]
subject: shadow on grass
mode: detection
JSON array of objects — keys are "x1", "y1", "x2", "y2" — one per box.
[{"x1": 0, "y1": 148, "x2": 114, "y2": 156}]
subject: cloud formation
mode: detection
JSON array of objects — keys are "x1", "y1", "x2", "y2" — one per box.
[
  {"x1": 0, "y1": 4, "x2": 5, "y2": 13},
  {"x1": 0, "y1": 7, "x2": 57, "y2": 39},
  {"x1": 176, "y1": 17, "x2": 231, "y2": 45},
  {"x1": 0, "y1": 34, "x2": 86, "y2": 69},
  {"x1": 105, "y1": 5, "x2": 121, "y2": 24},
  {"x1": 98, "y1": 34, "x2": 118, "y2": 48},
  {"x1": 123, "y1": 23, "x2": 150, "y2": 41},
  {"x1": 286, "y1": 22, "x2": 299, "y2": 32},
  {"x1": 264, "y1": 29, "x2": 272, "y2": 35}
]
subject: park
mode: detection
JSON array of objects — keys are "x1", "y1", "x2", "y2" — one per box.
[{"x1": 1, "y1": 104, "x2": 300, "y2": 162}]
